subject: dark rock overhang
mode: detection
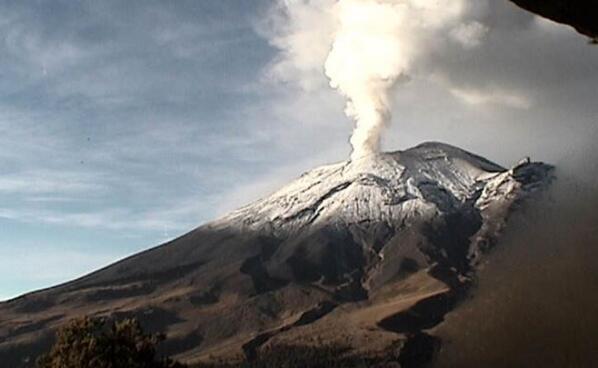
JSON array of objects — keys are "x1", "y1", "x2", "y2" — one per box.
[{"x1": 509, "y1": 0, "x2": 598, "y2": 41}]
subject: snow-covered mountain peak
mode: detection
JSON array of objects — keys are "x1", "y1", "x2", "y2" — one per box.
[{"x1": 219, "y1": 142, "x2": 541, "y2": 238}]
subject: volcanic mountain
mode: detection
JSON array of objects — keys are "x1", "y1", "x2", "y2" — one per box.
[{"x1": 0, "y1": 142, "x2": 553, "y2": 367}]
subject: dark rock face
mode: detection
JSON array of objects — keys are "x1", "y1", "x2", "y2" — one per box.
[
  {"x1": 510, "y1": 0, "x2": 598, "y2": 40},
  {"x1": 0, "y1": 142, "x2": 553, "y2": 367}
]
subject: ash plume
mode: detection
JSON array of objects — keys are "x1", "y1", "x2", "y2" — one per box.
[
  {"x1": 264, "y1": 0, "x2": 488, "y2": 160},
  {"x1": 325, "y1": 0, "x2": 472, "y2": 160}
]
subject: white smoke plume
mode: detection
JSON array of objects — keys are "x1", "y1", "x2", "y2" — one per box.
[{"x1": 263, "y1": 0, "x2": 488, "y2": 160}]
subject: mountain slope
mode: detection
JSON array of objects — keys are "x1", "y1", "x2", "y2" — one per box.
[{"x1": 0, "y1": 142, "x2": 553, "y2": 367}]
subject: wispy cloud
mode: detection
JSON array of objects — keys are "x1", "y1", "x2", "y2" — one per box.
[
  {"x1": 0, "y1": 170, "x2": 105, "y2": 194},
  {"x1": 450, "y1": 86, "x2": 532, "y2": 109},
  {"x1": 449, "y1": 21, "x2": 489, "y2": 49},
  {"x1": 0, "y1": 204, "x2": 198, "y2": 233}
]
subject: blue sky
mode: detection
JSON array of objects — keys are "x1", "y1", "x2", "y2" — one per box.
[{"x1": 1, "y1": 0, "x2": 597, "y2": 300}]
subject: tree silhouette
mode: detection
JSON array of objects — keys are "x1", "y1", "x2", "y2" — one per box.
[{"x1": 37, "y1": 316, "x2": 186, "y2": 368}]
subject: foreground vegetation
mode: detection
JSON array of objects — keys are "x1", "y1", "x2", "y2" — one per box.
[
  {"x1": 37, "y1": 317, "x2": 186, "y2": 368},
  {"x1": 37, "y1": 317, "x2": 406, "y2": 368}
]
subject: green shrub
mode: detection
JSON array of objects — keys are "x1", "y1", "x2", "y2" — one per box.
[{"x1": 37, "y1": 316, "x2": 186, "y2": 368}]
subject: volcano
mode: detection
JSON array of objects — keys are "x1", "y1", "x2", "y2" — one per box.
[{"x1": 0, "y1": 142, "x2": 553, "y2": 367}]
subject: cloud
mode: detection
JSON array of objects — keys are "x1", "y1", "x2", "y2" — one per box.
[
  {"x1": 450, "y1": 21, "x2": 488, "y2": 48},
  {"x1": 0, "y1": 201, "x2": 203, "y2": 234},
  {"x1": 256, "y1": 0, "x2": 337, "y2": 90},
  {"x1": 0, "y1": 170, "x2": 105, "y2": 194},
  {"x1": 450, "y1": 86, "x2": 532, "y2": 109}
]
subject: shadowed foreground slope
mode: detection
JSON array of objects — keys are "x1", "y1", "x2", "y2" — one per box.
[{"x1": 435, "y1": 167, "x2": 598, "y2": 368}]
